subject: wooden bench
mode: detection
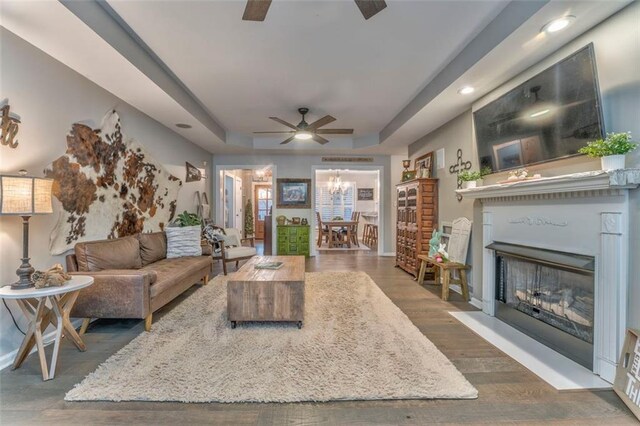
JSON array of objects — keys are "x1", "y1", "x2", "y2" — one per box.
[
  {"x1": 417, "y1": 217, "x2": 472, "y2": 302},
  {"x1": 417, "y1": 255, "x2": 470, "y2": 301}
]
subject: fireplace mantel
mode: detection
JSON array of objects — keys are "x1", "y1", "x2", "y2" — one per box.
[
  {"x1": 466, "y1": 168, "x2": 638, "y2": 384},
  {"x1": 457, "y1": 169, "x2": 640, "y2": 200}
]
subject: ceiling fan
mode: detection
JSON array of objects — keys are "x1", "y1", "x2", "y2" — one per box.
[
  {"x1": 243, "y1": 0, "x2": 387, "y2": 22},
  {"x1": 254, "y1": 107, "x2": 354, "y2": 145}
]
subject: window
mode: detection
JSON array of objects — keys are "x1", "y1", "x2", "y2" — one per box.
[{"x1": 315, "y1": 184, "x2": 355, "y2": 223}]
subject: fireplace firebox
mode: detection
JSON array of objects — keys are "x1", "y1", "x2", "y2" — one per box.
[{"x1": 488, "y1": 242, "x2": 595, "y2": 369}]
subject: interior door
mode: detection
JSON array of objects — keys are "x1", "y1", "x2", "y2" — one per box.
[
  {"x1": 254, "y1": 184, "x2": 272, "y2": 240},
  {"x1": 224, "y1": 174, "x2": 234, "y2": 228},
  {"x1": 234, "y1": 176, "x2": 243, "y2": 234}
]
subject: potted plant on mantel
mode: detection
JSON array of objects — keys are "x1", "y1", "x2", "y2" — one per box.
[
  {"x1": 578, "y1": 132, "x2": 638, "y2": 170},
  {"x1": 459, "y1": 167, "x2": 492, "y2": 189}
]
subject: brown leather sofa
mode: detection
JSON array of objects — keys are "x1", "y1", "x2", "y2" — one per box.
[{"x1": 66, "y1": 232, "x2": 213, "y2": 332}]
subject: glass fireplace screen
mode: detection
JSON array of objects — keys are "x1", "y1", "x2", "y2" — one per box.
[{"x1": 496, "y1": 255, "x2": 595, "y2": 344}]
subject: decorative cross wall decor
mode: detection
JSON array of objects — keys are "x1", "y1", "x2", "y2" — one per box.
[{"x1": 449, "y1": 148, "x2": 472, "y2": 202}]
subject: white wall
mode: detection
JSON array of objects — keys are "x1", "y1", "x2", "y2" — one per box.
[
  {"x1": 212, "y1": 154, "x2": 394, "y2": 254},
  {"x1": 408, "y1": 3, "x2": 640, "y2": 325},
  {"x1": 0, "y1": 29, "x2": 211, "y2": 363}
]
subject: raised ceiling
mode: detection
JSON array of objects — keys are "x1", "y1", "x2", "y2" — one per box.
[
  {"x1": 0, "y1": 0, "x2": 633, "y2": 155},
  {"x1": 107, "y1": 0, "x2": 506, "y2": 137}
]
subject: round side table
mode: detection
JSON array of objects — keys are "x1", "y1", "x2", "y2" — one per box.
[{"x1": 0, "y1": 275, "x2": 94, "y2": 381}]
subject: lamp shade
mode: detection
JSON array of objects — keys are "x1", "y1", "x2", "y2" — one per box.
[{"x1": 0, "y1": 174, "x2": 53, "y2": 215}]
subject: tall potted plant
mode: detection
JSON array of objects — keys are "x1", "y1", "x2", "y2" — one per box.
[
  {"x1": 578, "y1": 132, "x2": 637, "y2": 170},
  {"x1": 244, "y1": 199, "x2": 254, "y2": 238}
]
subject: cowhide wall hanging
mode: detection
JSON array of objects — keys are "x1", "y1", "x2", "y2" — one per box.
[{"x1": 45, "y1": 110, "x2": 182, "y2": 255}]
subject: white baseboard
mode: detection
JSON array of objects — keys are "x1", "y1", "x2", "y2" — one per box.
[
  {"x1": 469, "y1": 297, "x2": 483, "y2": 309},
  {"x1": 381, "y1": 252, "x2": 396, "y2": 257},
  {"x1": 0, "y1": 318, "x2": 84, "y2": 372}
]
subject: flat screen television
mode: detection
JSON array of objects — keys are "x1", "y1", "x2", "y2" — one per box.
[{"x1": 474, "y1": 44, "x2": 605, "y2": 173}]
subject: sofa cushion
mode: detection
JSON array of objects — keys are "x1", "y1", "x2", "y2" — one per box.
[
  {"x1": 166, "y1": 226, "x2": 203, "y2": 258},
  {"x1": 75, "y1": 236, "x2": 142, "y2": 272},
  {"x1": 143, "y1": 256, "x2": 212, "y2": 298},
  {"x1": 137, "y1": 232, "x2": 167, "y2": 266}
]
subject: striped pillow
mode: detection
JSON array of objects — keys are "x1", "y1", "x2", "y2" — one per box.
[{"x1": 165, "y1": 226, "x2": 203, "y2": 258}]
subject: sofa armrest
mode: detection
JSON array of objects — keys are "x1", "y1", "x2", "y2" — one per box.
[
  {"x1": 201, "y1": 240, "x2": 213, "y2": 256},
  {"x1": 69, "y1": 270, "x2": 156, "y2": 319},
  {"x1": 241, "y1": 237, "x2": 255, "y2": 248}
]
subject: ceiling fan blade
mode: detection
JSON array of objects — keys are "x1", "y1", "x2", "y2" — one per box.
[
  {"x1": 242, "y1": 0, "x2": 272, "y2": 21},
  {"x1": 269, "y1": 117, "x2": 299, "y2": 130},
  {"x1": 280, "y1": 135, "x2": 296, "y2": 145},
  {"x1": 312, "y1": 135, "x2": 330, "y2": 145},
  {"x1": 316, "y1": 129, "x2": 354, "y2": 135},
  {"x1": 354, "y1": 0, "x2": 387, "y2": 20},
  {"x1": 307, "y1": 115, "x2": 336, "y2": 131},
  {"x1": 253, "y1": 131, "x2": 296, "y2": 134}
]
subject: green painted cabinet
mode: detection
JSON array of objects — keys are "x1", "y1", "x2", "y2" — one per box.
[{"x1": 277, "y1": 225, "x2": 310, "y2": 257}]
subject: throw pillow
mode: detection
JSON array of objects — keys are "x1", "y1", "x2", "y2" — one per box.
[
  {"x1": 166, "y1": 226, "x2": 203, "y2": 258},
  {"x1": 203, "y1": 224, "x2": 226, "y2": 254}
]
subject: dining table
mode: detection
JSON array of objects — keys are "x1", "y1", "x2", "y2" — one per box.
[{"x1": 323, "y1": 220, "x2": 359, "y2": 248}]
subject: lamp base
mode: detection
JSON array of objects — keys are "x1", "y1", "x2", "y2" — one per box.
[
  {"x1": 12, "y1": 257, "x2": 35, "y2": 289},
  {"x1": 12, "y1": 216, "x2": 35, "y2": 289}
]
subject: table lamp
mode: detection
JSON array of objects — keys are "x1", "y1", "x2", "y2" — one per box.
[{"x1": 0, "y1": 170, "x2": 53, "y2": 289}]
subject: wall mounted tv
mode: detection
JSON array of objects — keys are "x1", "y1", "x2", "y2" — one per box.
[{"x1": 474, "y1": 44, "x2": 605, "y2": 173}]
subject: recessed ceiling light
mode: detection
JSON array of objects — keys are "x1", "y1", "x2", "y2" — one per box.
[
  {"x1": 175, "y1": 123, "x2": 192, "y2": 129},
  {"x1": 458, "y1": 86, "x2": 475, "y2": 95},
  {"x1": 541, "y1": 16, "x2": 575, "y2": 34},
  {"x1": 294, "y1": 130, "x2": 313, "y2": 140}
]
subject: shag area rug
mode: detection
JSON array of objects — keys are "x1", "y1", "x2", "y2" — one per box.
[{"x1": 66, "y1": 272, "x2": 477, "y2": 403}]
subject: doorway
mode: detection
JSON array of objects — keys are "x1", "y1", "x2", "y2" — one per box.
[
  {"x1": 313, "y1": 168, "x2": 381, "y2": 254},
  {"x1": 254, "y1": 184, "x2": 272, "y2": 240}
]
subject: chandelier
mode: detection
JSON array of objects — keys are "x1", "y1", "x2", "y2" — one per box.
[{"x1": 328, "y1": 172, "x2": 347, "y2": 195}]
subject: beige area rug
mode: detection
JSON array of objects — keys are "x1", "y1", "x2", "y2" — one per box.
[{"x1": 65, "y1": 272, "x2": 477, "y2": 403}]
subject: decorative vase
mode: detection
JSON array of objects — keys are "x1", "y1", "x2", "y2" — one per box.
[
  {"x1": 601, "y1": 154, "x2": 625, "y2": 171},
  {"x1": 462, "y1": 181, "x2": 477, "y2": 189}
]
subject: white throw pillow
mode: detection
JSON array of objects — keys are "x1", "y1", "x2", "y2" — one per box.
[{"x1": 165, "y1": 226, "x2": 203, "y2": 258}]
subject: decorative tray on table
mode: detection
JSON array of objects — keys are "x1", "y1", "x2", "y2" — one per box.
[{"x1": 254, "y1": 262, "x2": 284, "y2": 270}]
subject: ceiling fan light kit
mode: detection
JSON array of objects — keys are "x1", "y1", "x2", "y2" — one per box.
[{"x1": 255, "y1": 107, "x2": 354, "y2": 145}]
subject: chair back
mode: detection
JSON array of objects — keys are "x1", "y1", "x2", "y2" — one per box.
[
  {"x1": 351, "y1": 211, "x2": 360, "y2": 222},
  {"x1": 224, "y1": 228, "x2": 242, "y2": 247},
  {"x1": 316, "y1": 211, "x2": 323, "y2": 230},
  {"x1": 447, "y1": 217, "x2": 472, "y2": 264}
]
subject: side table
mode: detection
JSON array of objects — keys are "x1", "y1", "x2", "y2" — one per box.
[{"x1": 0, "y1": 275, "x2": 94, "y2": 380}]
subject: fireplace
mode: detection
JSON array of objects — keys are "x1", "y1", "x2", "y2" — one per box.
[
  {"x1": 457, "y1": 170, "x2": 639, "y2": 383},
  {"x1": 489, "y1": 242, "x2": 595, "y2": 369}
]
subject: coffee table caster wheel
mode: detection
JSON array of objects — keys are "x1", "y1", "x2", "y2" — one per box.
[
  {"x1": 297, "y1": 321, "x2": 302, "y2": 329},
  {"x1": 231, "y1": 321, "x2": 237, "y2": 329}
]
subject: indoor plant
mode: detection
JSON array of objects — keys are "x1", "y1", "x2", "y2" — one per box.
[
  {"x1": 459, "y1": 167, "x2": 492, "y2": 189},
  {"x1": 174, "y1": 211, "x2": 202, "y2": 227},
  {"x1": 578, "y1": 132, "x2": 637, "y2": 170},
  {"x1": 244, "y1": 199, "x2": 254, "y2": 238}
]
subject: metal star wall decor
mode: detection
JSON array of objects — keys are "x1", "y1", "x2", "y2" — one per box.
[
  {"x1": 1, "y1": 103, "x2": 20, "y2": 149},
  {"x1": 449, "y1": 148, "x2": 472, "y2": 202}
]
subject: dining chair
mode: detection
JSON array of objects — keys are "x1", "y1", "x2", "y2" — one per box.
[{"x1": 316, "y1": 211, "x2": 332, "y2": 247}]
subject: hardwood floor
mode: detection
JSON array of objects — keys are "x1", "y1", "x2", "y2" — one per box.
[{"x1": 0, "y1": 253, "x2": 635, "y2": 425}]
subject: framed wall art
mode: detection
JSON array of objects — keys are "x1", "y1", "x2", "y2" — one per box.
[
  {"x1": 414, "y1": 151, "x2": 434, "y2": 178},
  {"x1": 357, "y1": 188, "x2": 374, "y2": 201},
  {"x1": 276, "y1": 178, "x2": 311, "y2": 209}
]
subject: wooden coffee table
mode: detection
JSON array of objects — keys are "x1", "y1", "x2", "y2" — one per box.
[{"x1": 227, "y1": 256, "x2": 305, "y2": 329}]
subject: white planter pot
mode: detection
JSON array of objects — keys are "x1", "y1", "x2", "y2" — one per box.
[
  {"x1": 462, "y1": 181, "x2": 477, "y2": 189},
  {"x1": 601, "y1": 155, "x2": 625, "y2": 171}
]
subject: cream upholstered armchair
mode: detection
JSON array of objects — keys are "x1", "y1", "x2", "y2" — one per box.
[{"x1": 211, "y1": 228, "x2": 257, "y2": 275}]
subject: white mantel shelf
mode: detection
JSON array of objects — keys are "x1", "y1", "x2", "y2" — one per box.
[{"x1": 457, "y1": 169, "x2": 640, "y2": 200}]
